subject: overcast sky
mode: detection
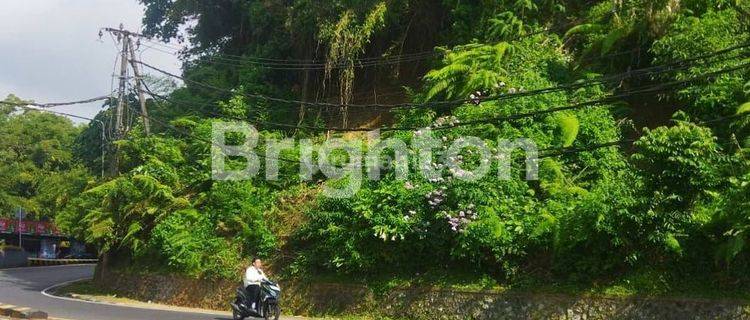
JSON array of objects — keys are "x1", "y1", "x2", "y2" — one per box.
[{"x1": 0, "y1": 0, "x2": 182, "y2": 123}]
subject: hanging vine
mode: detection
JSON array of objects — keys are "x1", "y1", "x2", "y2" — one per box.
[{"x1": 320, "y1": 2, "x2": 388, "y2": 128}]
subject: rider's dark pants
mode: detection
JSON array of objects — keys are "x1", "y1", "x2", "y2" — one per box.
[{"x1": 245, "y1": 285, "x2": 261, "y2": 310}]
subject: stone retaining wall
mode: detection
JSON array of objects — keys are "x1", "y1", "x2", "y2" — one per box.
[{"x1": 97, "y1": 271, "x2": 750, "y2": 319}]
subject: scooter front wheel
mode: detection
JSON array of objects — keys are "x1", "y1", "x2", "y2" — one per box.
[
  {"x1": 264, "y1": 303, "x2": 280, "y2": 320},
  {"x1": 233, "y1": 308, "x2": 245, "y2": 320}
]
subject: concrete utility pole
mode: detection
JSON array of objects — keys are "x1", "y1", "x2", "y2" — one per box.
[
  {"x1": 105, "y1": 24, "x2": 151, "y2": 137},
  {"x1": 128, "y1": 42, "x2": 151, "y2": 135},
  {"x1": 115, "y1": 24, "x2": 129, "y2": 139},
  {"x1": 103, "y1": 24, "x2": 152, "y2": 175},
  {"x1": 16, "y1": 207, "x2": 23, "y2": 248}
]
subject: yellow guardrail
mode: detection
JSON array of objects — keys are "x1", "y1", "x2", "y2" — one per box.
[{"x1": 27, "y1": 258, "x2": 98, "y2": 266}]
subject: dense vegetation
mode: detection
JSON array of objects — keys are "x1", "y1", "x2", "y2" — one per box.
[
  {"x1": 4, "y1": 0, "x2": 750, "y2": 297},
  {"x1": 0, "y1": 95, "x2": 90, "y2": 220}
]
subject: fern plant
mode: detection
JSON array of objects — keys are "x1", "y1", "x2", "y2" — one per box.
[
  {"x1": 487, "y1": 12, "x2": 529, "y2": 41},
  {"x1": 423, "y1": 42, "x2": 513, "y2": 101},
  {"x1": 57, "y1": 173, "x2": 188, "y2": 256}
]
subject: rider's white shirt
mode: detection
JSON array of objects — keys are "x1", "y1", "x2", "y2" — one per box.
[{"x1": 244, "y1": 266, "x2": 267, "y2": 287}]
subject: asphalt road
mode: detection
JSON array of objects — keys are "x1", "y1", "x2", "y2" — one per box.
[{"x1": 0, "y1": 264, "x2": 236, "y2": 320}]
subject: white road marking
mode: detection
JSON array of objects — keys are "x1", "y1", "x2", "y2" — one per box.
[{"x1": 40, "y1": 278, "x2": 232, "y2": 316}]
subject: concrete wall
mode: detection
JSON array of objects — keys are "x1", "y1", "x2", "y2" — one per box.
[
  {"x1": 98, "y1": 271, "x2": 750, "y2": 320},
  {"x1": 0, "y1": 248, "x2": 29, "y2": 268}
]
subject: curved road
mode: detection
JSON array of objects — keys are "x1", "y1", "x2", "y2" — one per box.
[{"x1": 0, "y1": 264, "x2": 234, "y2": 320}]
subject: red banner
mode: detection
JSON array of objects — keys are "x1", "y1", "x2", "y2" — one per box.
[
  {"x1": 18, "y1": 221, "x2": 28, "y2": 233},
  {"x1": 0, "y1": 218, "x2": 61, "y2": 236},
  {"x1": 35, "y1": 223, "x2": 47, "y2": 234}
]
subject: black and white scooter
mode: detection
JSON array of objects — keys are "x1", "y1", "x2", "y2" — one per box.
[{"x1": 231, "y1": 280, "x2": 281, "y2": 320}]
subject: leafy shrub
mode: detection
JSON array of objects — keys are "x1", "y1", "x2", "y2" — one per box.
[
  {"x1": 632, "y1": 120, "x2": 723, "y2": 210},
  {"x1": 149, "y1": 208, "x2": 242, "y2": 278}
]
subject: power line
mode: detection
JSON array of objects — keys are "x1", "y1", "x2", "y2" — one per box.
[
  {"x1": 0, "y1": 96, "x2": 111, "y2": 109},
  {"x1": 142, "y1": 38, "x2": 441, "y2": 65},
  {"x1": 0, "y1": 102, "x2": 96, "y2": 121},
  {"x1": 126, "y1": 99, "x2": 643, "y2": 170},
  {"x1": 698, "y1": 111, "x2": 750, "y2": 125},
  {"x1": 140, "y1": 60, "x2": 750, "y2": 132},
  {"x1": 538, "y1": 139, "x2": 635, "y2": 158},
  {"x1": 131, "y1": 71, "x2": 749, "y2": 170},
  {"x1": 140, "y1": 25, "x2": 559, "y2": 67},
  {"x1": 128, "y1": 95, "x2": 750, "y2": 177},
  {"x1": 142, "y1": 42, "x2": 439, "y2": 70},
  {"x1": 539, "y1": 110, "x2": 750, "y2": 158},
  {"x1": 133, "y1": 42, "x2": 750, "y2": 110},
  {"x1": 146, "y1": 41, "x2": 646, "y2": 71},
  {"x1": 157, "y1": 48, "x2": 750, "y2": 115},
  {"x1": 125, "y1": 102, "x2": 307, "y2": 166}
]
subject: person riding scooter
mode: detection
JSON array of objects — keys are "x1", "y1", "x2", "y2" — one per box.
[
  {"x1": 232, "y1": 257, "x2": 281, "y2": 320},
  {"x1": 243, "y1": 257, "x2": 269, "y2": 313}
]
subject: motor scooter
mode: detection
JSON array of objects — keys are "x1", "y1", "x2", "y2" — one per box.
[{"x1": 231, "y1": 279, "x2": 281, "y2": 320}]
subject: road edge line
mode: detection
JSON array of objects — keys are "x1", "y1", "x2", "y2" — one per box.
[{"x1": 40, "y1": 278, "x2": 232, "y2": 316}]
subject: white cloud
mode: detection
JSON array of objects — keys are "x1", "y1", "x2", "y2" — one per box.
[{"x1": 0, "y1": 0, "x2": 182, "y2": 122}]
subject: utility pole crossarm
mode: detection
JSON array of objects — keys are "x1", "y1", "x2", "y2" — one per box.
[{"x1": 102, "y1": 27, "x2": 146, "y2": 38}]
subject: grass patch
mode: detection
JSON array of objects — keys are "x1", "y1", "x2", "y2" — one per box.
[{"x1": 53, "y1": 280, "x2": 118, "y2": 297}]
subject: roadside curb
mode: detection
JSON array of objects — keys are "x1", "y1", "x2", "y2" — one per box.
[
  {"x1": 0, "y1": 302, "x2": 47, "y2": 319},
  {"x1": 40, "y1": 279, "x2": 233, "y2": 317},
  {"x1": 27, "y1": 259, "x2": 97, "y2": 267}
]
